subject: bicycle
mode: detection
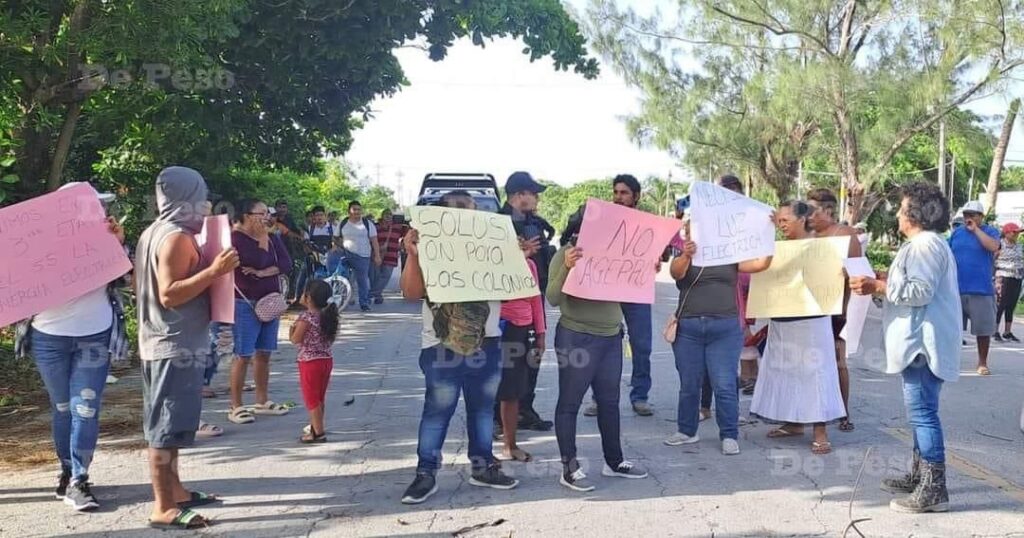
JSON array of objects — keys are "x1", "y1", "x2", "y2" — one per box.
[{"x1": 311, "y1": 250, "x2": 354, "y2": 311}]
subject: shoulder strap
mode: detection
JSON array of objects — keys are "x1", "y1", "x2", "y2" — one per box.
[{"x1": 672, "y1": 266, "x2": 705, "y2": 322}]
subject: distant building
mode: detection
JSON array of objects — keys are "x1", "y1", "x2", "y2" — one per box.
[{"x1": 979, "y1": 191, "x2": 1024, "y2": 224}]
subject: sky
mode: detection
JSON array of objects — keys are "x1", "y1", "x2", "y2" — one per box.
[{"x1": 345, "y1": 1, "x2": 1024, "y2": 206}]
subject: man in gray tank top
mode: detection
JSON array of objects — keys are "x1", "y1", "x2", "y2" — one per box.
[{"x1": 135, "y1": 167, "x2": 239, "y2": 529}]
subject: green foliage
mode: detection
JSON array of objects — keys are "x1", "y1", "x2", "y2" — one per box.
[
  {"x1": 537, "y1": 176, "x2": 688, "y2": 231},
  {"x1": 866, "y1": 242, "x2": 897, "y2": 272}
]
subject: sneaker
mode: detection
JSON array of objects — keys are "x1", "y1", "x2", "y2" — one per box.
[
  {"x1": 631, "y1": 401, "x2": 654, "y2": 416},
  {"x1": 559, "y1": 468, "x2": 596, "y2": 492},
  {"x1": 993, "y1": 333, "x2": 1004, "y2": 342},
  {"x1": 664, "y1": 432, "x2": 700, "y2": 446},
  {"x1": 518, "y1": 417, "x2": 553, "y2": 431},
  {"x1": 55, "y1": 470, "x2": 71, "y2": 499},
  {"x1": 373, "y1": 297, "x2": 384, "y2": 305},
  {"x1": 1004, "y1": 332, "x2": 1020, "y2": 343},
  {"x1": 63, "y1": 479, "x2": 99, "y2": 511},
  {"x1": 468, "y1": 464, "x2": 519, "y2": 490},
  {"x1": 582, "y1": 402, "x2": 599, "y2": 417},
  {"x1": 360, "y1": 305, "x2": 371, "y2": 312},
  {"x1": 602, "y1": 461, "x2": 648, "y2": 479},
  {"x1": 722, "y1": 438, "x2": 741, "y2": 456},
  {"x1": 401, "y1": 473, "x2": 438, "y2": 505}
]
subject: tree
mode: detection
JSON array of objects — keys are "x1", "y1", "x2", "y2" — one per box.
[
  {"x1": 984, "y1": 98, "x2": 1021, "y2": 212},
  {"x1": 587, "y1": 0, "x2": 1024, "y2": 222},
  {"x1": 2, "y1": 1, "x2": 599, "y2": 202}
]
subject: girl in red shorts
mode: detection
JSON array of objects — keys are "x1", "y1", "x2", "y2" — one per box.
[{"x1": 288, "y1": 279, "x2": 338, "y2": 443}]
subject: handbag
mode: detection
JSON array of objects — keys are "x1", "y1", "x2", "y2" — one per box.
[
  {"x1": 663, "y1": 267, "x2": 704, "y2": 343},
  {"x1": 237, "y1": 238, "x2": 289, "y2": 323}
]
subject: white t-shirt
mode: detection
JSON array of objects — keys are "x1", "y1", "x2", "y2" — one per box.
[
  {"x1": 337, "y1": 219, "x2": 377, "y2": 258},
  {"x1": 421, "y1": 301, "x2": 501, "y2": 349},
  {"x1": 32, "y1": 286, "x2": 113, "y2": 337}
]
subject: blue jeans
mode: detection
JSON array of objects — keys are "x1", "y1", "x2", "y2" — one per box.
[
  {"x1": 371, "y1": 265, "x2": 395, "y2": 299},
  {"x1": 672, "y1": 316, "x2": 742, "y2": 440},
  {"x1": 415, "y1": 339, "x2": 501, "y2": 475},
  {"x1": 902, "y1": 356, "x2": 945, "y2": 463},
  {"x1": 622, "y1": 302, "x2": 653, "y2": 403},
  {"x1": 346, "y1": 252, "x2": 372, "y2": 308},
  {"x1": 30, "y1": 328, "x2": 112, "y2": 481}
]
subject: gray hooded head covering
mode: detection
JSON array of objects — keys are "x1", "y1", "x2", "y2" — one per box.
[{"x1": 155, "y1": 166, "x2": 209, "y2": 234}]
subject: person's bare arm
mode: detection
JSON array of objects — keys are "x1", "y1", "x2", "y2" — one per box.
[
  {"x1": 156, "y1": 233, "x2": 239, "y2": 309},
  {"x1": 400, "y1": 229, "x2": 426, "y2": 300},
  {"x1": 289, "y1": 319, "x2": 309, "y2": 345},
  {"x1": 972, "y1": 224, "x2": 1000, "y2": 253},
  {"x1": 669, "y1": 241, "x2": 695, "y2": 280},
  {"x1": 371, "y1": 236, "x2": 382, "y2": 265}
]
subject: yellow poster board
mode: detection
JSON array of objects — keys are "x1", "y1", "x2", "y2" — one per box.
[
  {"x1": 410, "y1": 205, "x2": 539, "y2": 303},
  {"x1": 746, "y1": 236, "x2": 850, "y2": 318}
]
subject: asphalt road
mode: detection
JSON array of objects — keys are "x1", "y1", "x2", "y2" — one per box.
[{"x1": 1, "y1": 274, "x2": 1022, "y2": 537}]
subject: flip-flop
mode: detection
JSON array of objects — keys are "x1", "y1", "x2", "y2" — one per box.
[
  {"x1": 811, "y1": 441, "x2": 832, "y2": 455},
  {"x1": 148, "y1": 509, "x2": 210, "y2": 530},
  {"x1": 300, "y1": 430, "x2": 327, "y2": 444},
  {"x1": 178, "y1": 491, "x2": 221, "y2": 509},
  {"x1": 767, "y1": 427, "x2": 804, "y2": 438},
  {"x1": 202, "y1": 387, "x2": 217, "y2": 399},
  {"x1": 699, "y1": 409, "x2": 712, "y2": 422},
  {"x1": 501, "y1": 448, "x2": 533, "y2": 462},
  {"x1": 838, "y1": 418, "x2": 855, "y2": 432},
  {"x1": 977, "y1": 366, "x2": 992, "y2": 376}
]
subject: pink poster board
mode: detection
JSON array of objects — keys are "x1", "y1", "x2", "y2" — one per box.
[
  {"x1": 562, "y1": 198, "x2": 682, "y2": 304},
  {"x1": 196, "y1": 215, "x2": 235, "y2": 323},
  {"x1": 0, "y1": 184, "x2": 132, "y2": 327}
]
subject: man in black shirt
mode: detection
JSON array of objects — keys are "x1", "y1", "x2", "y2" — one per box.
[{"x1": 499, "y1": 171, "x2": 554, "y2": 432}]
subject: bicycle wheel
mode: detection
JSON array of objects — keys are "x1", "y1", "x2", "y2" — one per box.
[{"x1": 328, "y1": 276, "x2": 353, "y2": 311}]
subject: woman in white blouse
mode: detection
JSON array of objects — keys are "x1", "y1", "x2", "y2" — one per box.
[
  {"x1": 993, "y1": 222, "x2": 1023, "y2": 342},
  {"x1": 850, "y1": 182, "x2": 960, "y2": 514}
]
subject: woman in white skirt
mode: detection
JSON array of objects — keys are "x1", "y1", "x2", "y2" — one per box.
[{"x1": 751, "y1": 200, "x2": 846, "y2": 455}]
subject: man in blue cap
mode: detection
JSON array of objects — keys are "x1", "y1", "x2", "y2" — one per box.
[{"x1": 499, "y1": 171, "x2": 555, "y2": 432}]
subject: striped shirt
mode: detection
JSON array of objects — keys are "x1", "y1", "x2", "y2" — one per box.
[{"x1": 376, "y1": 222, "x2": 408, "y2": 267}]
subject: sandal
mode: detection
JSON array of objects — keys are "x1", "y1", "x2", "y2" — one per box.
[
  {"x1": 699, "y1": 409, "x2": 712, "y2": 422},
  {"x1": 202, "y1": 387, "x2": 217, "y2": 399},
  {"x1": 178, "y1": 491, "x2": 221, "y2": 509},
  {"x1": 228, "y1": 407, "x2": 255, "y2": 425},
  {"x1": 243, "y1": 382, "x2": 255, "y2": 392},
  {"x1": 811, "y1": 441, "x2": 832, "y2": 455},
  {"x1": 148, "y1": 509, "x2": 210, "y2": 530},
  {"x1": 501, "y1": 447, "x2": 533, "y2": 462},
  {"x1": 977, "y1": 366, "x2": 992, "y2": 376},
  {"x1": 838, "y1": 418, "x2": 855, "y2": 432},
  {"x1": 767, "y1": 426, "x2": 804, "y2": 438},
  {"x1": 300, "y1": 428, "x2": 327, "y2": 444},
  {"x1": 251, "y1": 401, "x2": 290, "y2": 416},
  {"x1": 196, "y1": 421, "x2": 224, "y2": 438}
]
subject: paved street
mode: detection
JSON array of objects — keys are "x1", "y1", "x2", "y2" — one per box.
[{"x1": 1, "y1": 274, "x2": 1023, "y2": 537}]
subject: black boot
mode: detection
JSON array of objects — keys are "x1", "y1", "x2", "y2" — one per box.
[
  {"x1": 881, "y1": 449, "x2": 921, "y2": 494},
  {"x1": 890, "y1": 460, "x2": 949, "y2": 513}
]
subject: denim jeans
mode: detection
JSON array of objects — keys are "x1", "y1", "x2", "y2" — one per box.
[
  {"x1": 672, "y1": 316, "x2": 742, "y2": 440},
  {"x1": 415, "y1": 338, "x2": 501, "y2": 475},
  {"x1": 30, "y1": 328, "x2": 112, "y2": 481},
  {"x1": 902, "y1": 356, "x2": 946, "y2": 463},
  {"x1": 622, "y1": 302, "x2": 653, "y2": 403},
  {"x1": 554, "y1": 325, "x2": 625, "y2": 472},
  {"x1": 370, "y1": 264, "x2": 396, "y2": 299},
  {"x1": 346, "y1": 252, "x2": 372, "y2": 308}
]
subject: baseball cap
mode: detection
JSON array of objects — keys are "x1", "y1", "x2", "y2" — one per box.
[
  {"x1": 961, "y1": 201, "x2": 985, "y2": 215},
  {"x1": 1002, "y1": 222, "x2": 1021, "y2": 234},
  {"x1": 505, "y1": 171, "x2": 547, "y2": 196},
  {"x1": 58, "y1": 181, "x2": 116, "y2": 204},
  {"x1": 676, "y1": 196, "x2": 690, "y2": 213}
]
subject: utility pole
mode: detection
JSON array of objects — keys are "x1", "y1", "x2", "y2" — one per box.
[
  {"x1": 665, "y1": 170, "x2": 673, "y2": 216},
  {"x1": 938, "y1": 120, "x2": 947, "y2": 195},
  {"x1": 949, "y1": 154, "x2": 956, "y2": 207},
  {"x1": 375, "y1": 163, "x2": 381, "y2": 186}
]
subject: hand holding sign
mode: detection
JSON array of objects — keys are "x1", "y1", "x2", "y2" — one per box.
[
  {"x1": 690, "y1": 181, "x2": 776, "y2": 266},
  {"x1": 561, "y1": 199, "x2": 681, "y2": 304}
]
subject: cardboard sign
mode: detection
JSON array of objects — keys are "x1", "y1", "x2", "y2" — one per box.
[
  {"x1": 0, "y1": 184, "x2": 132, "y2": 327},
  {"x1": 840, "y1": 257, "x2": 876, "y2": 354},
  {"x1": 410, "y1": 206, "x2": 538, "y2": 303},
  {"x1": 690, "y1": 181, "x2": 776, "y2": 266},
  {"x1": 747, "y1": 237, "x2": 851, "y2": 318},
  {"x1": 563, "y1": 199, "x2": 681, "y2": 304},
  {"x1": 196, "y1": 215, "x2": 235, "y2": 323}
]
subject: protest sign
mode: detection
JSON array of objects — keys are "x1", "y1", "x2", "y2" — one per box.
[
  {"x1": 689, "y1": 181, "x2": 776, "y2": 267},
  {"x1": 0, "y1": 184, "x2": 132, "y2": 327},
  {"x1": 840, "y1": 257, "x2": 876, "y2": 354},
  {"x1": 410, "y1": 206, "x2": 538, "y2": 303},
  {"x1": 563, "y1": 198, "x2": 681, "y2": 304},
  {"x1": 196, "y1": 215, "x2": 235, "y2": 323},
  {"x1": 747, "y1": 236, "x2": 850, "y2": 318}
]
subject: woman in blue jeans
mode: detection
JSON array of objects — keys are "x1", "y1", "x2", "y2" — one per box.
[
  {"x1": 16, "y1": 184, "x2": 127, "y2": 512},
  {"x1": 665, "y1": 216, "x2": 772, "y2": 455},
  {"x1": 850, "y1": 182, "x2": 959, "y2": 513},
  {"x1": 226, "y1": 199, "x2": 292, "y2": 425}
]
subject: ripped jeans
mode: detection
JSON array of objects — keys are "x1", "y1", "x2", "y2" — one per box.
[{"x1": 30, "y1": 328, "x2": 111, "y2": 482}]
